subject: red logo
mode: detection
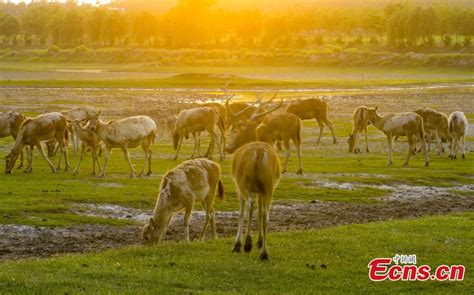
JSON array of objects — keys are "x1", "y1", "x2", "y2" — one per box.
[{"x1": 368, "y1": 255, "x2": 465, "y2": 281}]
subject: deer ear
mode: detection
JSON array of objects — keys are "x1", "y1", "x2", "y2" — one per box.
[
  {"x1": 148, "y1": 217, "x2": 155, "y2": 228},
  {"x1": 374, "y1": 106, "x2": 378, "y2": 111}
]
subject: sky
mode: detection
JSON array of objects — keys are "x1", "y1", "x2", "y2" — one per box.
[{"x1": 2, "y1": 0, "x2": 113, "y2": 5}]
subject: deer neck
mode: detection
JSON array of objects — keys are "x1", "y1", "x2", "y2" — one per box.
[{"x1": 370, "y1": 112, "x2": 385, "y2": 131}]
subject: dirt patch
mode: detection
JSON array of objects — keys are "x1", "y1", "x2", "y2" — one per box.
[{"x1": 1, "y1": 192, "x2": 472, "y2": 261}]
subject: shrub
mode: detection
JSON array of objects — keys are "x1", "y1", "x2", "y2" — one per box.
[
  {"x1": 314, "y1": 35, "x2": 324, "y2": 46},
  {"x1": 463, "y1": 36, "x2": 471, "y2": 47},
  {"x1": 47, "y1": 45, "x2": 61, "y2": 55},
  {"x1": 369, "y1": 36, "x2": 379, "y2": 46},
  {"x1": 442, "y1": 35, "x2": 452, "y2": 48},
  {"x1": 335, "y1": 36, "x2": 344, "y2": 45},
  {"x1": 425, "y1": 36, "x2": 435, "y2": 47},
  {"x1": 74, "y1": 44, "x2": 90, "y2": 53}
]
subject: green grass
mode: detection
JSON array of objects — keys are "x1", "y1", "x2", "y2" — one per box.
[{"x1": 0, "y1": 213, "x2": 471, "y2": 293}]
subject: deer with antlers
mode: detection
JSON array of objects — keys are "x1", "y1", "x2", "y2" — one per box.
[
  {"x1": 286, "y1": 97, "x2": 337, "y2": 144},
  {"x1": 226, "y1": 93, "x2": 303, "y2": 174}
]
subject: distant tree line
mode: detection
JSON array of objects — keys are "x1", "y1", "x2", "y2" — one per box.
[{"x1": 0, "y1": 0, "x2": 472, "y2": 50}]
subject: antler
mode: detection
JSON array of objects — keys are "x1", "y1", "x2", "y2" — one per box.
[{"x1": 249, "y1": 90, "x2": 282, "y2": 122}]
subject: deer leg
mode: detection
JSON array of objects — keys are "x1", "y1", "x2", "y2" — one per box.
[
  {"x1": 199, "y1": 202, "x2": 210, "y2": 241},
  {"x1": 417, "y1": 131, "x2": 429, "y2": 166},
  {"x1": 434, "y1": 130, "x2": 442, "y2": 155},
  {"x1": 386, "y1": 135, "x2": 393, "y2": 166},
  {"x1": 191, "y1": 133, "x2": 198, "y2": 159},
  {"x1": 316, "y1": 118, "x2": 324, "y2": 144},
  {"x1": 219, "y1": 125, "x2": 226, "y2": 161},
  {"x1": 403, "y1": 133, "x2": 413, "y2": 166},
  {"x1": 121, "y1": 146, "x2": 136, "y2": 178},
  {"x1": 295, "y1": 138, "x2": 303, "y2": 175},
  {"x1": 98, "y1": 147, "x2": 111, "y2": 177},
  {"x1": 282, "y1": 140, "x2": 291, "y2": 174},
  {"x1": 210, "y1": 208, "x2": 217, "y2": 239},
  {"x1": 24, "y1": 145, "x2": 34, "y2": 173},
  {"x1": 259, "y1": 195, "x2": 270, "y2": 261},
  {"x1": 91, "y1": 145, "x2": 99, "y2": 175},
  {"x1": 244, "y1": 198, "x2": 254, "y2": 253},
  {"x1": 461, "y1": 135, "x2": 466, "y2": 159},
  {"x1": 173, "y1": 135, "x2": 183, "y2": 161},
  {"x1": 72, "y1": 144, "x2": 86, "y2": 176},
  {"x1": 233, "y1": 194, "x2": 245, "y2": 253},
  {"x1": 184, "y1": 203, "x2": 193, "y2": 242},
  {"x1": 324, "y1": 118, "x2": 337, "y2": 144},
  {"x1": 364, "y1": 126, "x2": 370, "y2": 153},
  {"x1": 35, "y1": 141, "x2": 56, "y2": 173}
]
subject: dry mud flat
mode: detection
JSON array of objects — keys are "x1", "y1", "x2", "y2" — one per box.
[{"x1": 0, "y1": 192, "x2": 472, "y2": 261}]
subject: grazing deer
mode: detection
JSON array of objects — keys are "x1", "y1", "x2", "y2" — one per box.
[
  {"x1": 1, "y1": 111, "x2": 26, "y2": 168},
  {"x1": 414, "y1": 108, "x2": 450, "y2": 155},
  {"x1": 5, "y1": 112, "x2": 70, "y2": 174},
  {"x1": 87, "y1": 112, "x2": 156, "y2": 177},
  {"x1": 226, "y1": 94, "x2": 302, "y2": 174},
  {"x1": 142, "y1": 159, "x2": 224, "y2": 243},
  {"x1": 286, "y1": 97, "x2": 337, "y2": 144},
  {"x1": 448, "y1": 111, "x2": 468, "y2": 160},
  {"x1": 170, "y1": 107, "x2": 225, "y2": 161},
  {"x1": 366, "y1": 107, "x2": 429, "y2": 167},
  {"x1": 347, "y1": 106, "x2": 371, "y2": 154},
  {"x1": 70, "y1": 120, "x2": 102, "y2": 175},
  {"x1": 230, "y1": 141, "x2": 281, "y2": 260}
]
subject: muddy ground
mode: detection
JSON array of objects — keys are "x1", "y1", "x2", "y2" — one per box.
[{"x1": 1, "y1": 191, "x2": 472, "y2": 261}]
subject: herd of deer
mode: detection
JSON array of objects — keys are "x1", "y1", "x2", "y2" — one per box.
[{"x1": 0, "y1": 91, "x2": 469, "y2": 260}]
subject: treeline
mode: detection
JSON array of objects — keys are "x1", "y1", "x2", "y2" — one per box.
[{"x1": 0, "y1": 0, "x2": 473, "y2": 50}]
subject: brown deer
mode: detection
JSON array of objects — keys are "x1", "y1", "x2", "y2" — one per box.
[
  {"x1": 230, "y1": 141, "x2": 281, "y2": 260},
  {"x1": 170, "y1": 107, "x2": 225, "y2": 161},
  {"x1": 286, "y1": 97, "x2": 337, "y2": 144},
  {"x1": 414, "y1": 108, "x2": 450, "y2": 155},
  {"x1": 5, "y1": 112, "x2": 70, "y2": 174},
  {"x1": 1, "y1": 111, "x2": 26, "y2": 168},
  {"x1": 142, "y1": 159, "x2": 224, "y2": 243},
  {"x1": 347, "y1": 106, "x2": 371, "y2": 154}
]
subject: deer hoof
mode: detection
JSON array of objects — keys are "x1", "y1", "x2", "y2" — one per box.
[
  {"x1": 260, "y1": 251, "x2": 269, "y2": 261},
  {"x1": 425, "y1": 162, "x2": 430, "y2": 167},
  {"x1": 296, "y1": 169, "x2": 303, "y2": 175},
  {"x1": 386, "y1": 161, "x2": 393, "y2": 166},
  {"x1": 462, "y1": 154, "x2": 465, "y2": 159},
  {"x1": 232, "y1": 241, "x2": 242, "y2": 253},
  {"x1": 244, "y1": 236, "x2": 252, "y2": 253}
]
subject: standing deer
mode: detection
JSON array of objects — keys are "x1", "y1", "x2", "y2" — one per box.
[
  {"x1": 170, "y1": 107, "x2": 225, "y2": 161},
  {"x1": 414, "y1": 108, "x2": 451, "y2": 155},
  {"x1": 286, "y1": 97, "x2": 337, "y2": 144},
  {"x1": 61, "y1": 106, "x2": 99, "y2": 155},
  {"x1": 142, "y1": 159, "x2": 224, "y2": 243},
  {"x1": 226, "y1": 95, "x2": 303, "y2": 174},
  {"x1": 347, "y1": 106, "x2": 371, "y2": 154},
  {"x1": 87, "y1": 112, "x2": 156, "y2": 177},
  {"x1": 230, "y1": 141, "x2": 281, "y2": 260},
  {"x1": 5, "y1": 112, "x2": 70, "y2": 174},
  {"x1": 448, "y1": 111, "x2": 468, "y2": 160},
  {"x1": 70, "y1": 120, "x2": 102, "y2": 175},
  {"x1": 1, "y1": 111, "x2": 26, "y2": 168},
  {"x1": 366, "y1": 107, "x2": 429, "y2": 167}
]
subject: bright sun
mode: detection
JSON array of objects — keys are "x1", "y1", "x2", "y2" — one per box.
[{"x1": 3, "y1": 0, "x2": 113, "y2": 5}]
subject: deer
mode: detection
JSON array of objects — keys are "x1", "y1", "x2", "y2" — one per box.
[
  {"x1": 448, "y1": 111, "x2": 468, "y2": 160},
  {"x1": 141, "y1": 159, "x2": 224, "y2": 244},
  {"x1": 230, "y1": 141, "x2": 281, "y2": 260},
  {"x1": 1, "y1": 111, "x2": 26, "y2": 168},
  {"x1": 61, "y1": 106, "x2": 99, "y2": 155},
  {"x1": 347, "y1": 106, "x2": 371, "y2": 154},
  {"x1": 225, "y1": 94, "x2": 303, "y2": 174},
  {"x1": 170, "y1": 107, "x2": 225, "y2": 162},
  {"x1": 87, "y1": 112, "x2": 156, "y2": 177},
  {"x1": 70, "y1": 120, "x2": 102, "y2": 176},
  {"x1": 365, "y1": 107, "x2": 429, "y2": 167},
  {"x1": 414, "y1": 108, "x2": 451, "y2": 155},
  {"x1": 285, "y1": 97, "x2": 337, "y2": 144},
  {"x1": 5, "y1": 112, "x2": 70, "y2": 174}
]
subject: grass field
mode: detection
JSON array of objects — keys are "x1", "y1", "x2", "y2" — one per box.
[{"x1": 0, "y1": 64, "x2": 472, "y2": 293}]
